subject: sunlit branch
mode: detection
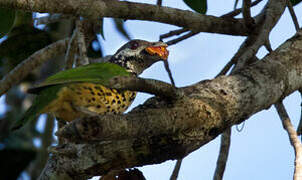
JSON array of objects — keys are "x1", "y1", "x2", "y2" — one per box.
[{"x1": 275, "y1": 102, "x2": 302, "y2": 180}]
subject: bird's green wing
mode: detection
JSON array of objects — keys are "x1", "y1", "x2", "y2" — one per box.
[
  {"x1": 29, "y1": 62, "x2": 130, "y2": 93},
  {"x1": 11, "y1": 85, "x2": 63, "y2": 131},
  {"x1": 12, "y1": 62, "x2": 130, "y2": 130}
]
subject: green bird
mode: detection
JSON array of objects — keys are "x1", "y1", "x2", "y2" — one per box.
[{"x1": 12, "y1": 39, "x2": 169, "y2": 130}]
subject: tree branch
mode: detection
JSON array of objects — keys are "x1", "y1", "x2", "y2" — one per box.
[
  {"x1": 166, "y1": 31, "x2": 199, "y2": 45},
  {"x1": 65, "y1": 28, "x2": 78, "y2": 69},
  {"x1": 157, "y1": 0, "x2": 162, "y2": 6},
  {"x1": 0, "y1": 38, "x2": 69, "y2": 96},
  {"x1": 35, "y1": 14, "x2": 74, "y2": 25},
  {"x1": 57, "y1": 31, "x2": 302, "y2": 143},
  {"x1": 297, "y1": 92, "x2": 302, "y2": 135},
  {"x1": 275, "y1": 102, "x2": 302, "y2": 180},
  {"x1": 107, "y1": 76, "x2": 182, "y2": 100},
  {"x1": 213, "y1": 2, "x2": 285, "y2": 176},
  {"x1": 170, "y1": 159, "x2": 183, "y2": 180},
  {"x1": 286, "y1": 0, "x2": 300, "y2": 32},
  {"x1": 232, "y1": 0, "x2": 286, "y2": 72},
  {"x1": 42, "y1": 31, "x2": 302, "y2": 179},
  {"x1": 75, "y1": 20, "x2": 89, "y2": 67},
  {"x1": 242, "y1": 0, "x2": 255, "y2": 28},
  {"x1": 213, "y1": 128, "x2": 231, "y2": 180},
  {"x1": 0, "y1": 0, "x2": 250, "y2": 36},
  {"x1": 222, "y1": 0, "x2": 263, "y2": 18},
  {"x1": 160, "y1": 28, "x2": 189, "y2": 41},
  {"x1": 218, "y1": 0, "x2": 285, "y2": 75}
]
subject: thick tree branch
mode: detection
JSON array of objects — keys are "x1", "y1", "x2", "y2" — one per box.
[
  {"x1": 41, "y1": 31, "x2": 302, "y2": 179},
  {"x1": 275, "y1": 102, "x2": 302, "y2": 180},
  {"x1": 0, "y1": 0, "x2": 249, "y2": 36},
  {"x1": 58, "y1": 31, "x2": 302, "y2": 142},
  {"x1": 0, "y1": 38, "x2": 69, "y2": 96},
  {"x1": 107, "y1": 76, "x2": 182, "y2": 100}
]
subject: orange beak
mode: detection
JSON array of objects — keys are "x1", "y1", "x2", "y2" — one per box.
[{"x1": 145, "y1": 45, "x2": 169, "y2": 60}]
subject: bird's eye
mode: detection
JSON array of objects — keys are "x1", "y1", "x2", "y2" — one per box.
[{"x1": 130, "y1": 41, "x2": 139, "y2": 50}]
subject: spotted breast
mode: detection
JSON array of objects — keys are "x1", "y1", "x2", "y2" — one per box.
[{"x1": 42, "y1": 83, "x2": 136, "y2": 121}]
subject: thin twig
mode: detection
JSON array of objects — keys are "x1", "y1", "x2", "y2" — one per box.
[
  {"x1": 213, "y1": 128, "x2": 231, "y2": 180},
  {"x1": 160, "y1": 28, "x2": 189, "y2": 41},
  {"x1": 264, "y1": 36, "x2": 273, "y2": 52},
  {"x1": 170, "y1": 159, "x2": 183, "y2": 180},
  {"x1": 166, "y1": 31, "x2": 199, "y2": 45},
  {"x1": 287, "y1": 0, "x2": 300, "y2": 32},
  {"x1": 242, "y1": 0, "x2": 255, "y2": 28},
  {"x1": 65, "y1": 28, "x2": 78, "y2": 69},
  {"x1": 157, "y1": 0, "x2": 162, "y2": 6},
  {"x1": 297, "y1": 91, "x2": 302, "y2": 135},
  {"x1": 222, "y1": 0, "x2": 263, "y2": 18},
  {"x1": 34, "y1": 14, "x2": 74, "y2": 25},
  {"x1": 0, "y1": 38, "x2": 69, "y2": 96},
  {"x1": 164, "y1": 60, "x2": 175, "y2": 86},
  {"x1": 216, "y1": 58, "x2": 237, "y2": 76},
  {"x1": 234, "y1": 0, "x2": 240, "y2": 10},
  {"x1": 65, "y1": 20, "x2": 89, "y2": 69},
  {"x1": 75, "y1": 20, "x2": 89, "y2": 66},
  {"x1": 275, "y1": 102, "x2": 302, "y2": 180},
  {"x1": 232, "y1": 0, "x2": 286, "y2": 72}
]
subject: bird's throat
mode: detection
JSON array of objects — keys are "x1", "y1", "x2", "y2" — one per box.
[{"x1": 109, "y1": 55, "x2": 142, "y2": 75}]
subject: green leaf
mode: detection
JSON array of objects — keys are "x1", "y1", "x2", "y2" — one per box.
[
  {"x1": 30, "y1": 62, "x2": 130, "y2": 92},
  {"x1": 0, "y1": 8, "x2": 16, "y2": 38},
  {"x1": 183, "y1": 0, "x2": 207, "y2": 14},
  {"x1": 113, "y1": 18, "x2": 131, "y2": 40},
  {"x1": 290, "y1": 0, "x2": 302, "y2": 5}
]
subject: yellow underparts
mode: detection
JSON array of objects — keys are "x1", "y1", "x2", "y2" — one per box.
[{"x1": 42, "y1": 83, "x2": 136, "y2": 122}]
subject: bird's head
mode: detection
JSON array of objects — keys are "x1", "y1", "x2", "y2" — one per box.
[{"x1": 109, "y1": 39, "x2": 169, "y2": 75}]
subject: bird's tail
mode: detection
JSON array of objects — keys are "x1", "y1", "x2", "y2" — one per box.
[
  {"x1": 11, "y1": 102, "x2": 40, "y2": 131},
  {"x1": 11, "y1": 85, "x2": 61, "y2": 131}
]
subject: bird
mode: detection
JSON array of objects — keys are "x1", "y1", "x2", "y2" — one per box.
[{"x1": 12, "y1": 39, "x2": 169, "y2": 130}]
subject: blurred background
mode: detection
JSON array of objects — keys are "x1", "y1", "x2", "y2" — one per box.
[{"x1": 0, "y1": 0, "x2": 302, "y2": 179}]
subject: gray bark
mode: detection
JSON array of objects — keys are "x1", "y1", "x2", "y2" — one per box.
[{"x1": 42, "y1": 30, "x2": 302, "y2": 179}]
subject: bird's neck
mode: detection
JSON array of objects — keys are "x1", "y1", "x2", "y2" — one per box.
[{"x1": 109, "y1": 55, "x2": 141, "y2": 75}]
